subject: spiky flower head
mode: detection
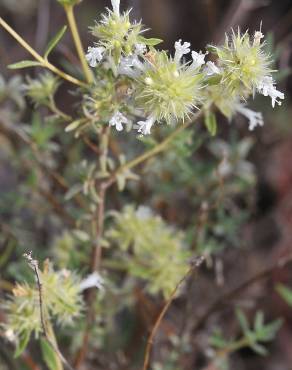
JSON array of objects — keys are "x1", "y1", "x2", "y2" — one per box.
[
  {"x1": 89, "y1": 0, "x2": 147, "y2": 65},
  {"x1": 135, "y1": 44, "x2": 204, "y2": 126},
  {"x1": 2, "y1": 261, "x2": 83, "y2": 349},
  {"x1": 211, "y1": 29, "x2": 272, "y2": 97},
  {"x1": 106, "y1": 205, "x2": 190, "y2": 297},
  {"x1": 23, "y1": 72, "x2": 60, "y2": 107}
]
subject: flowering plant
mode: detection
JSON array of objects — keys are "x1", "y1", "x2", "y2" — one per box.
[{"x1": 0, "y1": 0, "x2": 286, "y2": 369}]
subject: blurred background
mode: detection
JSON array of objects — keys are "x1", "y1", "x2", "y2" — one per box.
[{"x1": 1, "y1": 0, "x2": 292, "y2": 369}]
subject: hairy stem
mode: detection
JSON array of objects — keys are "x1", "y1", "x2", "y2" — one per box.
[
  {"x1": 64, "y1": 5, "x2": 93, "y2": 84},
  {"x1": 0, "y1": 17, "x2": 87, "y2": 87}
]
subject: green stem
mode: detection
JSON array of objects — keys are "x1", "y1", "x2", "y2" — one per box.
[
  {"x1": 106, "y1": 109, "x2": 204, "y2": 188},
  {"x1": 64, "y1": 5, "x2": 93, "y2": 84},
  {"x1": 0, "y1": 17, "x2": 87, "y2": 88},
  {"x1": 46, "y1": 321, "x2": 64, "y2": 370},
  {"x1": 49, "y1": 97, "x2": 72, "y2": 121}
]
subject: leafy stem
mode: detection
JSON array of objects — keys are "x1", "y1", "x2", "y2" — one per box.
[
  {"x1": 105, "y1": 109, "x2": 205, "y2": 189},
  {"x1": 0, "y1": 17, "x2": 87, "y2": 88}
]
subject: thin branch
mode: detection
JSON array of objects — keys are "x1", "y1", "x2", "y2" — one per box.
[
  {"x1": 0, "y1": 17, "x2": 87, "y2": 88},
  {"x1": 64, "y1": 4, "x2": 93, "y2": 84},
  {"x1": 192, "y1": 253, "x2": 292, "y2": 334},
  {"x1": 23, "y1": 253, "x2": 75, "y2": 370},
  {"x1": 142, "y1": 257, "x2": 205, "y2": 370},
  {"x1": 74, "y1": 129, "x2": 110, "y2": 368},
  {"x1": 105, "y1": 110, "x2": 204, "y2": 190}
]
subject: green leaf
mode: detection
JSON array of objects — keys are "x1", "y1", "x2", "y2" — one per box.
[
  {"x1": 40, "y1": 338, "x2": 59, "y2": 370},
  {"x1": 44, "y1": 26, "x2": 67, "y2": 59},
  {"x1": 209, "y1": 333, "x2": 228, "y2": 349},
  {"x1": 276, "y1": 284, "x2": 292, "y2": 306},
  {"x1": 138, "y1": 36, "x2": 163, "y2": 46},
  {"x1": 236, "y1": 309, "x2": 249, "y2": 334},
  {"x1": 65, "y1": 119, "x2": 83, "y2": 132},
  {"x1": 14, "y1": 331, "x2": 30, "y2": 358},
  {"x1": 8, "y1": 60, "x2": 42, "y2": 69},
  {"x1": 254, "y1": 311, "x2": 264, "y2": 332},
  {"x1": 204, "y1": 111, "x2": 217, "y2": 136},
  {"x1": 250, "y1": 343, "x2": 268, "y2": 356}
]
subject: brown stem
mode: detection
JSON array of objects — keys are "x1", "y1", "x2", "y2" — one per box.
[
  {"x1": 74, "y1": 129, "x2": 110, "y2": 368},
  {"x1": 26, "y1": 255, "x2": 75, "y2": 370},
  {"x1": 191, "y1": 253, "x2": 292, "y2": 334},
  {"x1": 142, "y1": 257, "x2": 205, "y2": 370}
]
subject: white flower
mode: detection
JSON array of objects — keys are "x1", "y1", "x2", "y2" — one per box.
[
  {"x1": 236, "y1": 104, "x2": 264, "y2": 131},
  {"x1": 5, "y1": 329, "x2": 16, "y2": 342},
  {"x1": 80, "y1": 272, "x2": 104, "y2": 291},
  {"x1": 109, "y1": 111, "x2": 130, "y2": 131},
  {"x1": 111, "y1": 0, "x2": 120, "y2": 15},
  {"x1": 256, "y1": 76, "x2": 284, "y2": 108},
  {"x1": 134, "y1": 115, "x2": 156, "y2": 135},
  {"x1": 174, "y1": 39, "x2": 191, "y2": 63},
  {"x1": 85, "y1": 46, "x2": 105, "y2": 67},
  {"x1": 135, "y1": 43, "x2": 147, "y2": 55},
  {"x1": 191, "y1": 50, "x2": 207, "y2": 69},
  {"x1": 204, "y1": 61, "x2": 220, "y2": 76},
  {"x1": 253, "y1": 30, "x2": 264, "y2": 46},
  {"x1": 118, "y1": 55, "x2": 146, "y2": 78},
  {"x1": 136, "y1": 205, "x2": 153, "y2": 220}
]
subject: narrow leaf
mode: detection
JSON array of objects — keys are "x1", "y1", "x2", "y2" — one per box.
[
  {"x1": 8, "y1": 60, "x2": 42, "y2": 69},
  {"x1": 138, "y1": 36, "x2": 163, "y2": 46},
  {"x1": 65, "y1": 119, "x2": 83, "y2": 132},
  {"x1": 204, "y1": 111, "x2": 217, "y2": 136},
  {"x1": 276, "y1": 284, "x2": 292, "y2": 306},
  {"x1": 250, "y1": 343, "x2": 268, "y2": 356},
  {"x1": 14, "y1": 331, "x2": 30, "y2": 358},
  {"x1": 40, "y1": 338, "x2": 59, "y2": 370},
  {"x1": 236, "y1": 308, "x2": 249, "y2": 333},
  {"x1": 44, "y1": 26, "x2": 67, "y2": 59}
]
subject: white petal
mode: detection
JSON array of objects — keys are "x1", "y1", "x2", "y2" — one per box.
[
  {"x1": 111, "y1": 0, "x2": 120, "y2": 15},
  {"x1": 109, "y1": 111, "x2": 130, "y2": 132},
  {"x1": 174, "y1": 39, "x2": 191, "y2": 63},
  {"x1": 80, "y1": 272, "x2": 104, "y2": 291},
  {"x1": 204, "y1": 61, "x2": 220, "y2": 76},
  {"x1": 191, "y1": 51, "x2": 208, "y2": 69},
  {"x1": 256, "y1": 76, "x2": 284, "y2": 108},
  {"x1": 134, "y1": 115, "x2": 155, "y2": 135},
  {"x1": 236, "y1": 104, "x2": 264, "y2": 131}
]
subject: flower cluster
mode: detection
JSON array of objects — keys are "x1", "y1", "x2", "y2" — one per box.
[
  {"x1": 2, "y1": 261, "x2": 83, "y2": 347},
  {"x1": 82, "y1": 1, "x2": 284, "y2": 136},
  {"x1": 106, "y1": 205, "x2": 191, "y2": 297}
]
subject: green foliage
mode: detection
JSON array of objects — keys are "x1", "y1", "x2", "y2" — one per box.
[
  {"x1": 40, "y1": 338, "x2": 59, "y2": 370},
  {"x1": 8, "y1": 60, "x2": 42, "y2": 70},
  {"x1": 276, "y1": 284, "x2": 292, "y2": 306},
  {"x1": 106, "y1": 205, "x2": 191, "y2": 297},
  {"x1": 204, "y1": 110, "x2": 217, "y2": 136},
  {"x1": 210, "y1": 309, "x2": 282, "y2": 358},
  {"x1": 44, "y1": 26, "x2": 67, "y2": 60}
]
